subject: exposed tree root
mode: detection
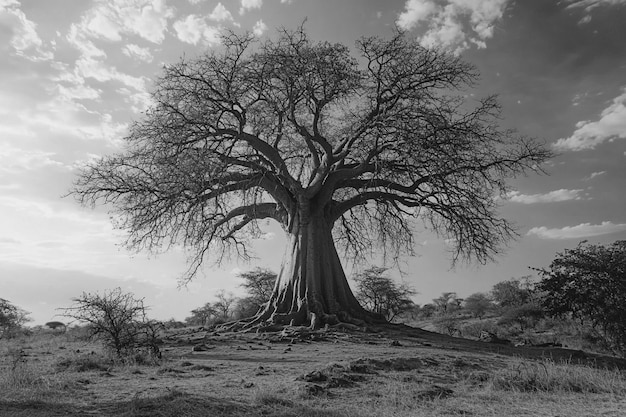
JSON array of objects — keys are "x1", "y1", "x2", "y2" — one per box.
[{"x1": 214, "y1": 308, "x2": 388, "y2": 340}]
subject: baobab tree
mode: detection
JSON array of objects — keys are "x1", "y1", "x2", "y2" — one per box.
[{"x1": 72, "y1": 28, "x2": 551, "y2": 329}]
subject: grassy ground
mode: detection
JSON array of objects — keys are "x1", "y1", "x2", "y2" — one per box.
[{"x1": 1, "y1": 326, "x2": 625, "y2": 416}]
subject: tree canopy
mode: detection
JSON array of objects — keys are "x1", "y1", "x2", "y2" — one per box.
[
  {"x1": 536, "y1": 240, "x2": 626, "y2": 354},
  {"x1": 0, "y1": 298, "x2": 31, "y2": 338},
  {"x1": 353, "y1": 267, "x2": 416, "y2": 321},
  {"x1": 72, "y1": 27, "x2": 551, "y2": 328}
]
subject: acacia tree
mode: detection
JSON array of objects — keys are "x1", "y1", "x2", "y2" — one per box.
[
  {"x1": 72, "y1": 28, "x2": 551, "y2": 329},
  {"x1": 236, "y1": 268, "x2": 278, "y2": 317},
  {"x1": 239, "y1": 267, "x2": 277, "y2": 307},
  {"x1": 0, "y1": 298, "x2": 31, "y2": 338},
  {"x1": 353, "y1": 267, "x2": 416, "y2": 322}
]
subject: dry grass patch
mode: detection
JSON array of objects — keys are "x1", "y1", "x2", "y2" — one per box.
[{"x1": 487, "y1": 358, "x2": 626, "y2": 394}]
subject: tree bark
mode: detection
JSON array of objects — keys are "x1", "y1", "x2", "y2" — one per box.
[{"x1": 249, "y1": 213, "x2": 381, "y2": 329}]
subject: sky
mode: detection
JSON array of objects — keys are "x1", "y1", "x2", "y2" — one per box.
[{"x1": 1, "y1": 0, "x2": 625, "y2": 325}]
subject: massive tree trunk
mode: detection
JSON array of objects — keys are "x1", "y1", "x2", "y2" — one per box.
[{"x1": 248, "y1": 209, "x2": 380, "y2": 329}]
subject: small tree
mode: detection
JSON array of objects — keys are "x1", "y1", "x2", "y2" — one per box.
[
  {"x1": 213, "y1": 290, "x2": 237, "y2": 321},
  {"x1": 463, "y1": 292, "x2": 493, "y2": 319},
  {"x1": 45, "y1": 321, "x2": 67, "y2": 332},
  {"x1": 238, "y1": 268, "x2": 277, "y2": 312},
  {"x1": 433, "y1": 292, "x2": 462, "y2": 315},
  {"x1": 0, "y1": 298, "x2": 31, "y2": 338},
  {"x1": 490, "y1": 277, "x2": 533, "y2": 308},
  {"x1": 353, "y1": 267, "x2": 416, "y2": 322},
  {"x1": 419, "y1": 303, "x2": 437, "y2": 318},
  {"x1": 185, "y1": 303, "x2": 218, "y2": 326},
  {"x1": 61, "y1": 288, "x2": 160, "y2": 360},
  {"x1": 497, "y1": 302, "x2": 544, "y2": 331},
  {"x1": 536, "y1": 240, "x2": 626, "y2": 355}
]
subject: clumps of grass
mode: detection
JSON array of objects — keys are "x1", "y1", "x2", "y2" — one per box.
[
  {"x1": 254, "y1": 389, "x2": 294, "y2": 407},
  {"x1": 55, "y1": 353, "x2": 111, "y2": 372},
  {"x1": 124, "y1": 349, "x2": 162, "y2": 366},
  {"x1": 1, "y1": 348, "x2": 51, "y2": 390},
  {"x1": 115, "y1": 389, "x2": 252, "y2": 417},
  {"x1": 486, "y1": 359, "x2": 626, "y2": 394},
  {"x1": 0, "y1": 346, "x2": 72, "y2": 404}
]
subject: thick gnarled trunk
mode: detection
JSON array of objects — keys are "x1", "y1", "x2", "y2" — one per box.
[{"x1": 252, "y1": 214, "x2": 378, "y2": 328}]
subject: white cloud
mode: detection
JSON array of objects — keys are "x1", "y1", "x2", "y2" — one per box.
[
  {"x1": 66, "y1": 22, "x2": 151, "y2": 113},
  {"x1": 528, "y1": 221, "x2": 626, "y2": 239},
  {"x1": 83, "y1": 9, "x2": 122, "y2": 41},
  {"x1": 252, "y1": 19, "x2": 267, "y2": 37},
  {"x1": 173, "y1": 15, "x2": 222, "y2": 46},
  {"x1": 564, "y1": 0, "x2": 626, "y2": 24},
  {"x1": 0, "y1": 143, "x2": 66, "y2": 173},
  {"x1": 239, "y1": 0, "x2": 262, "y2": 15},
  {"x1": 75, "y1": 113, "x2": 129, "y2": 146},
  {"x1": 209, "y1": 3, "x2": 234, "y2": 22},
  {"x1": 507, "y1": 189, "x2": 585, "y2": 204},
  {"x1": 66, "y1": 23, "x2": 107, "y2": 59},
  {"x1": 396, "y1": 0, "x2": 509, "y2": 54},
  {"x1": 122, "y1": 43, "x2": 154, "y2": 62},
  {"x1": 77, "y1": 0, "x2": 175, "y2": 45},
  {"x1": 75, "y1": 56, "x2": 147, "y2": 92},
  {"x1": 1, "y1": 3, "x2": 54, "y2": 60},
  {"x1": 116, "y1": 87, "x2": 153, "y2": 114},
  {"x1": 397, "y1": 0, "x2": 438, "y2": 30},
  {"x1": 0, "y1": 0, "x2": 20, "y2": 7},
  {"x1": 585, "y1": 171, "x2": 606, "y2": 180},
  {"x1": 56, "y1": 84, "x2": 101, "y2": 101},
  {"x1": 564, "y1": 0, "x2": 626, "y2": 10},
  {"x1": 281, "y1": 0, "x2": 293, "y2": 3},
  {"x1": 554, "y1": 88, "x2": 626, "y2": 151}
]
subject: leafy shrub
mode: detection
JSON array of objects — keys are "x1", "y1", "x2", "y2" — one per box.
[
  {"x1": 0, "y1": 298, "x2": 31, "y2": 339},
  {"x1": 536, "y1": 240, "x2": 626, "y2": 355},
  {"x1": 497, "y1": 302, "x2": 544, "y2": 331},
  {"x1": 463, "y1": 292, "x2": 493, "y2": 319}
]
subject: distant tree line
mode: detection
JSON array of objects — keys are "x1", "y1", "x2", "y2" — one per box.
[
  {"x1": 4, "y1": 240, "x2": 624, "y2": 359},
  {"x1": 411, "y1": 240, "x2": 626, "y2": 357}
]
